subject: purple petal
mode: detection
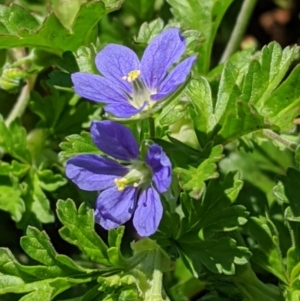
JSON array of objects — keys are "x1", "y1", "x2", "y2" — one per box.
[
  {"x1": 95, "y1": 44, "x2": 140, "y2": 94},
  {"x1": 133, "y1": 186, "x2": 163, "y2": 237},
  {"x1": 91, "y1": 120, "x2": 139, "y2": 161},
  {"x1": 140, "y1": 28, "x2": 186, "y2": 91},
  {"x1": 66, "y1": 154, "x2": 128, "y2": 191},
  {"x1": 146, "y1": 144, "x2": 172, "y2": 193},
  {"x1": 151, "y1": 56, "x2": 197, "y2": 101},
  {"x1": 95, "y1": 186, "x2": 137, "y2": 229},
  {"x1": 71, "y1": 73, "x2": 127, "y2": 104},
  {"x1": 104, "y1": 101, "x2": 146, "y2": 118}
]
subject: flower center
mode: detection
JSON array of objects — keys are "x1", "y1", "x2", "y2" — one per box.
[
  {"x1": 114, "y1": 161, "x2": 152, "y2": 191},
  {"x1": 122, "y1": 69, "x2": 155, "y2": 110},
  {"x1": 122, "y1": 70, "x2": 141, "y2": 83}
]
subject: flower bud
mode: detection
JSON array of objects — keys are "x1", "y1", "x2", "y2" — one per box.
[{"x1": 0, "y1": 68, "x2": 26, "y2": 93}]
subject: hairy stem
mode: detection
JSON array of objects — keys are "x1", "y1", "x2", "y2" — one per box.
[
  {"x1": 262, "y1": 129, "x2": 296, "y2": 151},
  {"x1": 219, "y1": 0, "x2": 258, "y2": 64},
  {"x1": 5, "y1": 74, "x2": 37, "y2": 126}
]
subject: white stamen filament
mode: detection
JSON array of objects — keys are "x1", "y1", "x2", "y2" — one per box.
[{"x1": 122, "y1": 69, "x2": 155, "y2": 110}]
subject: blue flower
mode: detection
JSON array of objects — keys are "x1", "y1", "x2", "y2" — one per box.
[
  {"x1": 71, "y1": 28, "x2": 196, "y2": 118},
  {"x1": 65, "y1": 120, "x2": 172, "y2": 236}
]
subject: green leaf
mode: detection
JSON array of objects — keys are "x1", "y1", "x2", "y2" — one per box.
[
  {"x1": 175, "y1": 145, "x2": 223, "y2": 199},
  {"x1": 0, "y1": 226, "x2": 94, "y2": 300},
  {"x1": 0, "y1": 4, "x2": 40, "y2": 33},
  {"x1": 47, "y1": 70, "x2": 73, "y2": 88},
  {"x1": 179, "y1": 237, "x2": 250, "y2": 276},
  {"x1": 179, "y1": 172, "x2": 247, "y2": 239},
  {"x1": 0, "y1": 1, "x2": 122, "y2": 54},
  {"x1": 167, "y1": 0, "x2": 233, "y2": 74},
  {"x1": 30, "y1": 90, "x2": 64, "y2": 128},
  {"x1": 24, "y1": 170, "x2": 54, "y2": 224},
  {"x1": 0, "y1": 160, "x2": 30, "y2": 178},
  {"x1": 36, "y1": 169, "x2": 67, "y2": 191},
  {"x1": 246, "y1": 216, "x2": 287, "y2": 283},
  {"x1": 53, "y1": 51, "x2": 79, "y2": 73},
  {"x1": 49, "y1": 0, "x2": 88, "y2": 29},
  {"x1": 212, "y1": 60, "x2": 276, "y2": 144},
  {"x1": 30, "y1": 90, "x2": 94, "y2": 136},
  {"x1": 101, "y1": 0, "x2": 125, "y2": 11},
  {"x1": 276, "y1": 168, "x2": 300, "y2": 221},
  {"x1": 181, "y1": 29, "x2": 202, "y2": 57},
  {"x1": 263, "y1": 65, "x2": 300, "y2": 131},
  {"x1": 59, "y1": 131, "x2": 99, "y2": 160},
  {"x1": 157, "y1": 92, "x2": 187, "y2": 127},
  {"x1": 123, "y1": 0, "x2": 154, "y2": 20},
  {"x1": 0, "y1": 178, "x2": 25, "y2": 222},
  {"x1": 20, "y1": 227, "x2": 88, "y2": 273},
  {"x1": 215, "y1": 99, "x2": 270, "y2": 145},
  {"x1": 221, "y1": 139, "x2": 291, "y2": 194},
  {"x1": 243, "y1": 43, "x2": 298, "y2": 110},
  {"x1": 188, "y1": 43, "x2": 299, "y2": 145},
  {"x1": 74, "y1": 44, "x2": 98, "y2": 73},
  {"x1": 295, "y1": 145, "x2": 300, "y2": 169},
  {"x1": 187, "y1": 68, "x2": 269, "y2": 147},
  {"x1": 287, "y1": 247, "x2": 300, "y2": 284},
  {"x1": 186, "y1": 78, "x2": 216, "y2": 147},
  {"x1": 56, "y1": 199, "x2": 110, "y2": 265},
  {"x1": 0, "y1": 118, "x2": 31, "y2": 163},
  {"x1": 134, "y1": 18, "x2": 164, "y2": 44},
  {"x1": 177, "y1": 173, "x2": 250, "y2": 277},
  {"x1": 0, "y1": 275, "x2": 91, "y2": 299},
  {"x1": 107, "y1": 227, "x2": 127, "y2": 267},
  {"x1": 276, "y1": 168, "x2": 300, "y2": 251},
  {"x1": 286, "y1": 248, "x2": 300, "y2": 301},
  {"x1": 207, "y1": 48, "x2": 254, "y2": 85}
]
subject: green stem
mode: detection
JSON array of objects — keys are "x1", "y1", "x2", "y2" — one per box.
[
  {"x1": 287, "y1": 220, "x2": 296, "y2": 248},
  {"x1": 262, "y1": 129, "x2": 296, "y2": 151},
  {"x1": 10, "y1": 56, "x2": 32, "y2": 68},
  {"x1": 5, "y1": 74, "x2": 37, "y2": 126},
  {"x1": 144, "y1": 249, "x2": 170, "y2": 301},
  {"x1": 69, "y1": 93, "x2": 81, "y2": 106},
  {"x1": 219, "y1": 0, "x2": 258, "y2": 64},
  {"x1": 150, "y1": 252, "x2": 164, "y2": 299},
  {"x1": 149, "y1": 117, "x2": 155, "y2": 138}
]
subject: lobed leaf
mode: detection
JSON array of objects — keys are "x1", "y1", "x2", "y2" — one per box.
[
  {"x1": 0, "y1": 226, "x2": 95, "y2": 300},
  {"x1": 59, "y1": 131, "x2": 100, "y2": 160},
  {"x1": 167, "y1": 0, "x2": 233, "y2": 74},
  {"x1": 246, "y1": 216, "x2": 287, "y2": 283},
  {"x1": 179, "y1": 172, "x2": 247, "y2": 238},
  {"x1": 24, "y1": 170, "x2": 54, "y2": 224},
  {"x1": 135, "y1": 18, "x2": 164, "y2": 44},
  {"x1": 56, "y1": 199, "x2": 110, "y2": 265},
  {"x1": 0, "y1": 118, "x2": 31, "y2": 163},
  {"x1": 30, "y1": 90, "x2": 94, "y2": 137},
  {"x1": 37, "y1": 169, "x2": 67, "y2": 192},
  {"x1": 175, "y1": 145, "x2": 223, "y2": 199},
  {"x1": 0, "y1": 1, "x2": 123, "y2": 54},
  {"x1": 0, "y1": 181, "x2": 25, "y2": 222},
  {"x1": 179, "y1": 237, "x2": 250, "y2": 276},
  {"x1": 188, "y1": 43, "x2": 299, "y2": 146}
]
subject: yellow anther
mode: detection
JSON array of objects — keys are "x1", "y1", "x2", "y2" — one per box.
[
  {"x1": 114, "y1": 178, "x2": 140, "y2": 191},
  {"x1": 114, "y1": 178, "x2": 128, "y2": 191},
  {"x1": 122, "y1": 70, "x2": 141, "y2": 83}
]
